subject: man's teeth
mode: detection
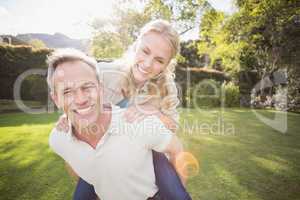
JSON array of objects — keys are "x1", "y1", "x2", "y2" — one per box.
[{"x1": 76, "y1": 106, "x2": 92, "y2": 115}]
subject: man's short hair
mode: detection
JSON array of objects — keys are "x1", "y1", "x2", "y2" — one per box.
[{"x1": 46, "y1": 48, "x2": 99, "y2": 92}]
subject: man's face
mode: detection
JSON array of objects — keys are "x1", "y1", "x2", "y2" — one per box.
[{"x1": 51, "y1": 60, "x2": 102, "y2": 131}]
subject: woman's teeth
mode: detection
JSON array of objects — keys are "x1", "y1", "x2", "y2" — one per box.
[{"x1": 137, "y1": 64, "x2": 149, "y2": 74}]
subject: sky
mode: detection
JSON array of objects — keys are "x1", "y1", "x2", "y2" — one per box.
[{"x1": 0, "y1": 0, "x2": 235, "y2": 40}]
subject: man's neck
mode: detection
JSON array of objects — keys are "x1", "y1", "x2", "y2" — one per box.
[{"x1": 73, "y1": 105, "x2": 112, "y2": 149}]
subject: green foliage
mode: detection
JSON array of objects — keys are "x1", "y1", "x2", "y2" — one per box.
[
  {"x1": 0, "y1": 44, "x2": 51, "y2": 102},
  {"x1": 29, "y1": 39, "x2": 47, "y2": 48},
  {"x1": 199, "y1": 9, "x2": 225, "y2": 44},
  {"x1": 186, "y1": 79, "x2": 240, "y2": 108},
  {"x1": 175, "y1": 66, "x2": 230, "y2": 107},
  {"x1": 197, "y1": 9, "x2": 242, "y2": 77},
  {"x1": 91, "y1": 5, "x2": 151, "y2": 59},
  {"x1": 179, "y1": 40, "x2": 207, "y2": 67},
  {"x1": 144, "y1": 0, "x2": 212, "y2": 34},
  {"x1": 231, "y1": 0, "x2": 300, "y2": 107},
  {"x1": 91, "y1": 31, "x2": 125, "y2": 59},
  {"x1": 188, "y1": 79, "x2": 221, "y2": 107},
  {"x1": 196, "y1": 0, "x2": 299, "y2": 108},
  {"x1": 222, "y1": 81, "x2": 240, "y2": 107}
]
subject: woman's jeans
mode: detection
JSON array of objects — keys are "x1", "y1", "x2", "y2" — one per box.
[{"x1": 72, "y1": 99, "x2": 192, "y2": 200}]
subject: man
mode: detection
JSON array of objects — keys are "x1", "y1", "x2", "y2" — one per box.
[{"x1": 47, "y1": 48, "x2": 185, "y2": 200}]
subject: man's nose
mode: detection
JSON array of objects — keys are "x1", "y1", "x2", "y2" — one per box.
[{"x1": 74, "y1": 89, "x2": 88, "y2": 105}]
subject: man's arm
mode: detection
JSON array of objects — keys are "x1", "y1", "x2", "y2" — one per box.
[{"x1": 49, "y1": 128, "x2": 80, "y2": 180}]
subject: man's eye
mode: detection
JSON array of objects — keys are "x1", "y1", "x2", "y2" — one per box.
[
  {"x1": 63, "y1": 91, "x2": 71, "y2": 95},
  {"x1": 83, "y1": 87, "x2": 91, "y2": 90},
  {"x1": 83, "y1": 85, "x2": 96, "y2": 90}
]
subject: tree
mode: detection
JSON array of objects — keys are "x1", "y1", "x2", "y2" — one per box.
[
  {"x1": 144, "y1": 0, "x2": 213, "y2": 34},
  {"x1": 90, "y1": 0, "x2": 213, "y2": 59},
  {"x1": 197, "y1": 9, "x2": 242, "y2": 77},
  {"x1": 228, "y1": 0, "x2": 300, "y2": 109},
  {"x1": 29, "y1": 39, "x2": 47, "y2": 48},
  {"x1": 91, "y1": 3, "x2": 151, "y2": 59},
  {"x1": 91, "y1": 31, "x2": 126, "y2": 59}
]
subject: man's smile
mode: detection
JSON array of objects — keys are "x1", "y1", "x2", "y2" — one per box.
[{"x1": 73, "y1": 104, "x2": 95, "y2": 115}]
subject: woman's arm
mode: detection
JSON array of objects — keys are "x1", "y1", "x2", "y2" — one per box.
[
  {"x1": 156, "y1": 111, "x2": 178, "y2": 133},
  {"x1": 124, "y1": 79, "x2": 180, "y2": 132},
  {"x1": 124, "y1": 103, "x2": 179, "y2": 133}
]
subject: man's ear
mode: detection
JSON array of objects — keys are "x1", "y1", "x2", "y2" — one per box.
[{"x1": 50, "y1": 91, "x2": 61, "y2": 109}]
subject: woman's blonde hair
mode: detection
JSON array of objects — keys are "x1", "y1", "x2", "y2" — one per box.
[{"x1": 123, "y1": 19, "x2": 180, "y2": 108}]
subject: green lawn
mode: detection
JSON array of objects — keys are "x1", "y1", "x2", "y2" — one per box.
[
  {"x1": 0, "y1": 99, "x2": 44, "y2": 113},
  {"x1": 0, "y1": 108, "x2": 300, "y2": 200}
]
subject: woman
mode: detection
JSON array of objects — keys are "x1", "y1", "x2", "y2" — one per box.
[{"x1": 57, "y1": 19, "x2": 191, "y2": 200}]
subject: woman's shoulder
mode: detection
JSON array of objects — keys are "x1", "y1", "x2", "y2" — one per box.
[
  {"x1": 97, "y1": 60, "x2": 125, "y2": 71},
  {"x1": 97, "y1": 60, "x2": 127, "y2": 82}
]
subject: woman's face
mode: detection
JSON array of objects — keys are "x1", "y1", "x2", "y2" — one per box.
[{"x1": 132, "y1": 31, "x2": 173, "y2": 85}]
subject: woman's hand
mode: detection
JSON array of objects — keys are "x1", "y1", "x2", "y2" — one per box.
[
  {"x1": 124, "y1": 104, "x2": 160, "y2": 123},
  {"x1": 56, "y1": 114, "x2": 69, "y2": 132}
]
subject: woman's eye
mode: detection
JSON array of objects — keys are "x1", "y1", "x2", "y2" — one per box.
[
  {"x1": 157, "y1": 60, "x2": 164, "y2": 64},
  {"x1": 143, "y1": 49, "x2": 149, "y2": 54}
]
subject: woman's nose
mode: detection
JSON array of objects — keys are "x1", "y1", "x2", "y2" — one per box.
[{"x1": 144, "y1": 56, "x2": 153, "y2": 68}]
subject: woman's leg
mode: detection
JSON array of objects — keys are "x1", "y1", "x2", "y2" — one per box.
[
  {"x1": 73, "y1": 178, "x2": 97, "y2": 200},
  {"x1": 153, "y1": 151, "x2": 192, "y2": 200}
]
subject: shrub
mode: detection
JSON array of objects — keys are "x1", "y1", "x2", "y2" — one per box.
[
  {"x1": 188, "y1": 79, "x2": 221, "y2": 108},
  {"x1": 222, "y1": 81, "x2": 240, "y2": 107},
  {"x1": 0, "y1": 44, "x2": 51, "y2": 102}
]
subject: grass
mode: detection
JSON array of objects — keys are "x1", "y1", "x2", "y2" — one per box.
[
  {"x1": 0, "y1": 99, "x2": 43, "y2": 113},
  {"x1": 0, "y1": 108, "x2": 300, "y2": 200}
]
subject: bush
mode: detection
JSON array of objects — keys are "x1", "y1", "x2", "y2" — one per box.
[
  {"x1": 0, "y1": 44, "x2": 51, "y2": 102},
  {"x1": 175, "y1": 66, "x2": 230, "y2": 107},
  {"x1": 186, "y1": 80, "x2": 240, "y2": 108},
  {"x1": 222, "y1": 81, "x2": 240, "y2": 107},
  {"x1": 188, "y1": 79, "x2": 221, "y2": 108}
]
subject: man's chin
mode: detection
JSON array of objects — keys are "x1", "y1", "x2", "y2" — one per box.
[{"x1": 73, "y1": 115, "x2": 99, "y2": 134}]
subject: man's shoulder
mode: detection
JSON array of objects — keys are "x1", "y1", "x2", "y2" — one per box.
[{"x1": 49, "y1": 128, "x2": 70, "y2": 154}]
